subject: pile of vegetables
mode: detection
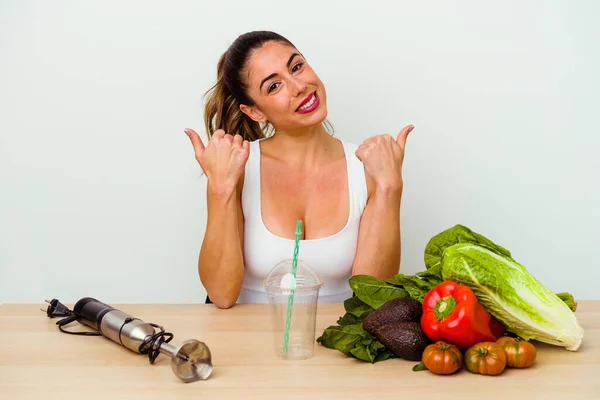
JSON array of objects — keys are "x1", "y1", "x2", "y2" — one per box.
[{"x1": 317, "y1": 224, "x2": 585, "y2": 369}]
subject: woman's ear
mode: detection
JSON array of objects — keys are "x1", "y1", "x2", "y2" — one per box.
[{"x1": 240, "y1": 104, "x2": 267, "y2": 123}]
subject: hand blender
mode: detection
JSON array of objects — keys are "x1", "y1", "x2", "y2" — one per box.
[{"x1": 44, "y1": 297, "x2": 213, "y2": 383}]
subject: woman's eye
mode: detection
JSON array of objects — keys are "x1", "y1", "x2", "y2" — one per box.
[
  {"x1": 268, "y1": 82, "x2": 279, "y2": 93},
  {"x1": 292, "y1": 63, "x2": 304, "y2": 73}
]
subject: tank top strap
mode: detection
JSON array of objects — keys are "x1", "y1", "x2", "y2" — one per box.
[
  {"x1": 340, "y1": 140, "x2": 368, "y2": 219},
  {"x1": 241, "y1": 139, "x2": 264, "y2": 223}
]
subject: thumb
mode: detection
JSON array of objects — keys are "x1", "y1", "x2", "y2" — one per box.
[
  {"x1": 395, "y1": 124, "x2": 415, "y2": 150},
  {"x1": 184, "y1": 128, "x2": 206, "y2": 156},
  {"x1": 354, "y1": 148, "x2": 364, "y2": 162}
]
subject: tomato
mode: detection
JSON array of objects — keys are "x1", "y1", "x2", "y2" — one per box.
[
  {"x1": 422, "y1": 341, "x2": 463, "y2": 375},
  {"x1": 464, "y1": 342, "x2": 507, "y2": 376},
  {"x1": 497, "y1": 336, "x2": 537, "y2": 368}
]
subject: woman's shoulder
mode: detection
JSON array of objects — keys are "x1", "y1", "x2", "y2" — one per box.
[
  {"x1": 337, "y1": 137, "x2": 359, "y2": 149},
  {"x1": 336, "y1": 138, "x2": 361, "y2": 161}
]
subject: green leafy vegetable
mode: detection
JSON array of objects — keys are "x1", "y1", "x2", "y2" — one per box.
[
  {"x1": 343, "y1": 296, "x2": 374, "y2": 318},
  {"x1": 336, "y1": 296, "x2": 374, "y2": 326},
  {"x1": 415, "y1": 264, "x2": 443, "y2": 287},
  {"x1": 425, "y1": 224, "x2": 513, "y2": 270},
  {"x1": 316, "y1": 323, "x2": 394, "y2": 362},
  {"x1": 441, "y1": 242, "x2": 584, "y2": 351},
  {"x1": 386, "y1": 274, "x2": 433, "y2": 303},
  {"x1": 316, "y1": 324, "x2": 365, "y2": 356},
  {"x1": 349, "y1": 275, "x2": 408, "y2": 309},
  {"x1": 350, "y1": 338, "x2": 389, "y2": 363},
  {"x1": 336, "y1": 313, "x2": 361, "y2": 326}
]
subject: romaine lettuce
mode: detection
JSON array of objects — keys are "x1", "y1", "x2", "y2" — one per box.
[{"x1": 441, "y1": 242, "x2": 584, "y2": 351}]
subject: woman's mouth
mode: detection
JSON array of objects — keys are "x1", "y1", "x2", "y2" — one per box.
[{"x1": 296, "y1": 92, "x2": 320, "y2": 114}]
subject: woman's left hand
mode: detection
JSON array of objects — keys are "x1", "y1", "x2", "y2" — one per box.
[{"x1": 355, "y1": 124, "x2": 414, "y2": 192}]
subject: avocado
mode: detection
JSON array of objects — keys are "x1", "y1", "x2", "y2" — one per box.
[
  {"x1": 362, "y1": 297, "x2": 423, "y2": 335},
  {"x1": 373, "y1": 321, "x2": 431, "y2": 361}
]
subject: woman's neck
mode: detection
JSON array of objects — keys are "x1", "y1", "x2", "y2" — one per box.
[{"x1": 265, "y1": 123, "x2": 339, "y2": 168}]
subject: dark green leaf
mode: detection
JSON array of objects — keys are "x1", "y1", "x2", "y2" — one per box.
[
  {"x1": 374, "y1": 350, "x2": 395, "y2": 362},
  {"x1": 349, "y1": 337, "x2": 393, "y2": 363},
  {"x1": 337, "y1": 312, "x2": 360, "y2": 326},
  {"x1": 349, "y1": 275, "x2": 408, "y2": 309},
  {"x1": 337, "y1": 297, "x2": 374, "y2": 325},
  {"x1": 350, "y1": 341, "x2": 375, "y2": 362},
  {"x1": 344, "y1": 297, "x2": 374, "y2": 318},
  {"x1": 368, "y1": 339, "x2": 386, "y2": 355},
  {"x1": 316, "y1": 324, "x2": 367, "y2": 355},
  {"x1": 386, "y1": 274, "x2": 434, "y2": 302},
  {"x1": 350, "y1": 306, "x2": 374, "y2": 318},
  {"x1": 415, "y1": 263, "x2": 443, "y2": 286},
  {"x1": 343, "y1": 296, "x2": 367, "y2": 312}
]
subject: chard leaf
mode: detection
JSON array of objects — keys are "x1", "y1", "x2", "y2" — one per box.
[
  {"x1": 336, "y1": 313, "x2": 361, "y2": 326},
  {"x1": 349, "y1": 337, "x2": 393, "y2": 363},
  {"x1": 350, "y1": 338, "x2": 377, "y2": 362},
  {"x1": 415, "y1": 263, "x2": 443, "y2": 286},
  {"x1": 386, "y1": 274, "x2": 434, "y2": 302},
  {"x1": 349, "y1": 275, "x2": 408, "y2": 309},
  {"x1": 343, "y1": 296, "x2": 374, "y2": 318},
  {"x1": 316, "y1": 324, "x2": 366, "y2": 355},
  {"x1": 316, "y1": 323, "x2": 391, "y2": 363},
  {"x1": 375, "y1": 350, "x2": 395, "y2": 362},
  {"x1": 337, "y1": 296, "x2": 374, "y2": 325}
]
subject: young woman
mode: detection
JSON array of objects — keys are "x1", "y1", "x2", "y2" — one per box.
[{"x1": 184, "y1": 31, "x2": 414, "y2": 308}]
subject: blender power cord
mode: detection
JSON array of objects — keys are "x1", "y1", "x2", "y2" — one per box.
[{"x1": 43, "y1": 298, "x2": 101, "y2": 336}]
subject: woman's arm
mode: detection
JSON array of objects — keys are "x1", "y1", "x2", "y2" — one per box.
[
  {"x1": 352, "y1": 125, "x2": 414, "y2": 280},
  {"x1": 184, "y1": 128, "x2": 249, "y2": 309},
  {"x1": 198, "y1": 177, "x2": 245, "y2": 309},
  {"x1": 352, "y1": 177, "x2": 402, "y2": 279}
]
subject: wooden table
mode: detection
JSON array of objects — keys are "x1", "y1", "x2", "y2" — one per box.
[{"x1": 1, "y1": 301, "x2": 598, "y2": 399}]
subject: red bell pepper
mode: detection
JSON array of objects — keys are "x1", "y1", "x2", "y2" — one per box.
[{"x1": 421, "y1": 281, "x2": 505, "y2": 350}]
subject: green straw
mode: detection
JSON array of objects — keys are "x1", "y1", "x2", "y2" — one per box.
[{"x1": 282, "y1": 220, "x2": 302, "y2": 354}]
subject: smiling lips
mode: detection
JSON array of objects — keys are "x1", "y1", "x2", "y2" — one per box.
[{"x1": 296, "y1": 91, "x2": 320, "y2": 114}]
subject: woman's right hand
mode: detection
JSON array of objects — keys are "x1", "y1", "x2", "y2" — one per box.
[{"x1": 184, "y1": 128, "x2": 250, "y2": 193}]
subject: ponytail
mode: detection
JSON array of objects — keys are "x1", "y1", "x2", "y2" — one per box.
[{"x1": 203, "y1": 52, "x2": 268, "y2": 141}]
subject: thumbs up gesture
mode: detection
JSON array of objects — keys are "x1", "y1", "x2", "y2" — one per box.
[
  {"x1": 355, "y1": 125, "x2": 415, "y2": 192},
  {"x1": 184, "y1": 128, "x2": 250, "y2": 192}
]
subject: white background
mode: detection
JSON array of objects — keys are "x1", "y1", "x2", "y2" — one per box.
[{"x1": 1, "y1": 0, "x2": 598, "y2": 303}]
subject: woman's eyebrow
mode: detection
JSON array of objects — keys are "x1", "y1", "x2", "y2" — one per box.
[
  {"x1": 260, "y1": 73, "x2": 277, "y2": 90},
  {"x1": 286, "y1": 52, "x2": 301, "y2": 68},
  {"x1": 259, "y1": 52, "x2": 302, "y2": 90}
]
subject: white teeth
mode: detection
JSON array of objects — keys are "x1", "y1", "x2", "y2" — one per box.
[{"x1": 298, "y1": 93, "x2": 316, "y2": 111}]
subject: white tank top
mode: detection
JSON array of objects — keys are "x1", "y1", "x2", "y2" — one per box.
[{"x1": 238, "y1": 137, "x2": 368, "y2": 303}]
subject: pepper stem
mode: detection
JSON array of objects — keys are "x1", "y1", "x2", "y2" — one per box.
[{"x1": 434, "y1": 296, "x2": 457, "y2": 320}]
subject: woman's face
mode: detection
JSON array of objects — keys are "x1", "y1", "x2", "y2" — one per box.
[{"x1": 241, "y1": 41, "x2": 327, "y2": 132}]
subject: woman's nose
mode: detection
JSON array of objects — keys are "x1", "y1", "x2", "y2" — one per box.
[{"x1": 290, "y1": 77, "x2": 308, "y2": 96}]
